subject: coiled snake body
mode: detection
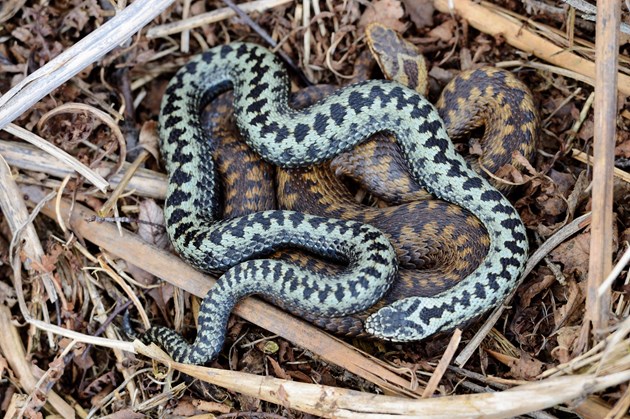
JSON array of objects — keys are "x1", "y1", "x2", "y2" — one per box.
[{"x1": 142, "y1": 42, "x2": 529, "y2": 364}]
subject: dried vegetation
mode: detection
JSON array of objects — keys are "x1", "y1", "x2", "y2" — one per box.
[{"x1": 0, "y1": 0, "x2": 629, "y2": 417}]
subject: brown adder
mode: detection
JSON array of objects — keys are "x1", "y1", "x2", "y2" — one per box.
[{"x1": 204, "y1": 24, "x2": 538, "y2": 336}]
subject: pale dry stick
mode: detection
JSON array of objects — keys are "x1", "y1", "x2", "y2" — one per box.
[
  {"x1": 181, "y1": 0, "x2": 192, "y2": 53},
  {"x1": 0, "y1": 0, "x2": 176, "y2": 129},
  {"x1": 598, "y1": 247, "x2": 630, "y2": 298},
  {"x1": 456, "y1": 213, "x2": 592, "y2": 366},
  {"x1": 302, "y1": 0, "x2": 314, "y2": 82},
  {"x1": 421, "y1": 328, "x2": 462, "y2": 398},
  {"x1": 95, "y1": 256, "x2": 151, "y2": 329},
  {"x1": 99, "y1": 151, "x2": 149, "y2": 217},
  {"x1": 2, "y1": 124, "x2": 108, "y2": 191},
  {"x1": 81, "y1": 262, "x2": 139, "y2": 404},
  {"x1": 146, "y1": 0, "x2": 292, "y2": 38},
  {"x1": 0, "y1": 0, "x2": 27, "y2": 23},
  {"x1": 311, "y1": 0, "x2": 327, "y2": 36},
  {"x1": 585, "y1": 0, "x2": 620, "y2": 342},
  {"x1": 23, "y1": 186, "x2": 423, "y2": 398},
  {"x1": 55, "y1": 175, "x2": 73, "y2": 234},
  {"x1": 0, "y1": 305, "x2": 76, "y2": 418},
  {"x1": 565, "y1": 91, "x2": 595, "y2": 151},
  {"x1": 138, "y1": 344, "x2": 630, "y2": 419},
  {"x1": 575, "y1": 396, "x2": 626, "y2": 419},
  {"x1": 539, "y1": 318, "x2": 630, "y2": 381},
  {"x1": 540, "y1": 339, "x2": 608, "y2": 379},
  {"x1": 562, "y1": 0, "x2": 630, "y2": 35},
  {"x1": 0, "y1": 154, "x2": 58, "y2": 308},
  {"x1": 432, "y1": 0, "x2": 630, "y2": 96},
  {"x1": 596, "y1": 315, "x2": 630, "y2": 374},
  {"x1": 571, "y1": 150, "x2": 630, "y2": 183},
  {"x1": 497, "y1": 60, "x2": 595, "y2": 87},
  {"x1": 0, "y1": 140, "x2": 167, "y2": 199},
  {"x1": 606, "y1": 385, "x2": 630, "y2": 419}
]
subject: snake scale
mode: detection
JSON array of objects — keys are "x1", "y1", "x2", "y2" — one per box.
[{"x1": 141, "y1": 42, "x2": 529, "y2": 365}]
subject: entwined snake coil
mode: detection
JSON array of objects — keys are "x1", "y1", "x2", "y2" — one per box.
[{"x1": 140, "y1": 42, "x2": 530, "y2": 365}]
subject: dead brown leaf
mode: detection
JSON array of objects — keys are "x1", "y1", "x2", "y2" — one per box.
[
  {"x1": 79, "y1": 371, "x2": 115, "y2": 400},
  {"x1": 137, "y1": 199, "x2": 168, "y2": 249},
  {"x1": 578, "y1": 118, "x2": 595, "y2": 142},
  {"x1": 287, "y1": 369, "x2": 313, "y2": 383},
  {"x1": 615, "y1": 136, "x2": 630, "y2": 158},
  {"x1": 358, "y1": 0, "x2": 406, "y2": 32},
  {"x1": 98, "y1": 410, "x2": 144, "y2": 419},
  {"x1": 138, "y1": 121, "x2": 161, "y2": 163},
  {"x1": 508, "y1": 351, "x2": 546, "y2": 380},
  {"x1": 427, "y1": 20, "x2": 456, "y2": 42},
  {"x1": 268, "y1": 356, "x2": 292, "y2": 380},
  {"x1": 548, "y1": 169, "x2": 577, "y2": 196},
  {"x1": 549, "y1": 231, "x2": 590, "y2": 278},
  {"x1": 193, "y1": 399, "x2": 232, "y2": 414},
  {"x1": 550, "y1": 326, "x2": 580, "y2": 364},
  {"x1": 402, "y1": 0, "x2": 434, "y2": 28},
  {"x1": 552, "y1": 279, "x2": 584, "y2": 329},
  {"x1": 520, "y1": 274, "x2": 556, "y2": 308}
]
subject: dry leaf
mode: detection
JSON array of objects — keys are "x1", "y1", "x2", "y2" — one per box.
[
  {"x1": 138, "y1": 121, "x2": 161, "y2": 163},
  {"x1": 428, "y1": 20, "x2": 455, "y2": 42},
  {"x1": 137, "y1": 199, "x2": 168, "y2": 249},
  {"x1": 551, "y1": 326, "x2": 580, "y2": 364},
  {"x1": 615, "y1": 137, "x2": 630, "y2": 158},
  {"x1": 358, "y1": 0, "x2": 406, "y2": 32},
  {"x1": 194, "y1": 399, "x2": 232, "y2": 414},
  {"x1": 520, "y1": 274, "x2": 555, "y2": 308},
  {"x1": 402, "y1": 0, "x2": 434, "y2": 28},
  {"x1": 552, "y1": 279, "x2": 584, "y2": 328},
  {"x1": 268, "y1": 356, "x2": 292, "y2": 380},
  {"x1": 287, "y1": 369, "x2": 313, "y2": 383},
  {"x1": 508, "y1": 351, "x2": 545, "y2": 379},
  {"x1": 550, "y1": 232, "x2": 590, "y2": 278}
]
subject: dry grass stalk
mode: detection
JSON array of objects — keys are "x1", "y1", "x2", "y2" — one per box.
[
  {"x1": 0, "y1": 0, "x2": 175, "y2": 129},
  {"x1": 146, "y1": 0, "x2": 293, "y2": 38},
  {"x1": 572, "y1": 150, "x2": 630, "y2": 183},
  {"x1": 0, "y1": 154, "x2": 58, "y2": 332},
  {"x1": 432, "y1": 0, "x2": 630, "y2": 96},
  {"x1": 584, "y1": 0, "x2": 621, "y2": 345},
  {"x1": 422, "y1": 328, "x2": 462, "y2": 398},
  {"x1": 134, "y1": 341, "x2": 630, "y2": 419},
  {"x1": 0, "y1": 306, "x2": 75, "y2": 417},
  {"x1": 2, "y1": 123, "x2": 108, "y2": 191},
  {"x1": 0, "y1": 140, "x2": 167, "y2": 199}
]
